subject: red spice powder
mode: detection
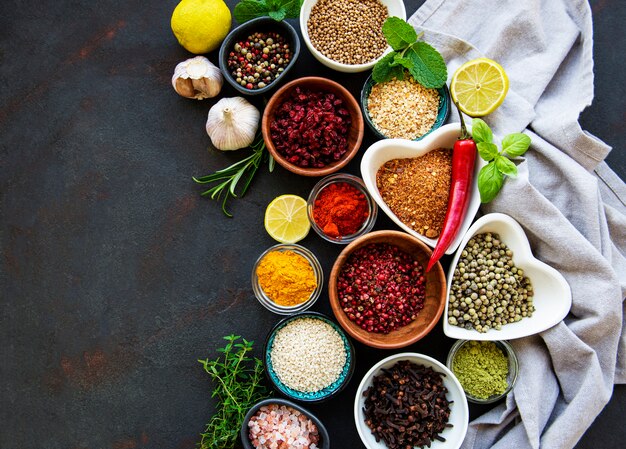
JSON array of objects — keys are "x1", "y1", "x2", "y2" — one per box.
[{"x1": 312, "y1": 182, "x2": 369, "y2": 237}]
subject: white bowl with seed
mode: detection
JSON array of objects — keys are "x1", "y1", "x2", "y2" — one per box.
[
  {"x1": 360, "y1": 123, "x2": 486, "y2": 254},
  {"x1": 444, "y1": 213, "x2": 572, "y2": 340},
  {"x1": 300, "y1": 0, "x2": 407, "y2": 73}
]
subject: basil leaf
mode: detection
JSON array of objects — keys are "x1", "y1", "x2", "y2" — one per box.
[
  {"x1": 471, "y1": 118, "x2": 493, "y2": 144},
  {"x1": 234, "y1": 0, "x2": 270, "y2": 23},
  {"x1": 372, "y1": 52, "x2": 404, "y2": 83},
  {"x1": 478, "y1": 162, "x2": 504, "y2": 203},
  {"x1": 405, "y1": 41, "x2": 447, "y2": 88},
  {"x1": 502, "y1": 133, "x2": 531, "y2": 157},
  {"x1": 382, "y1": 17, "x2": 418, "y2": 51},
  {"x1": 495, "y1": 155, "x2": 518, "y2": 177},
  {"x1": 477, "y1": 142, "x2": 498, "y2": 161}
]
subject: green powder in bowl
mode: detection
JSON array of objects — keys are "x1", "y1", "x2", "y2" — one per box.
[{"x1": 447, "y1": 340, "x2": 519, "y2": 404}]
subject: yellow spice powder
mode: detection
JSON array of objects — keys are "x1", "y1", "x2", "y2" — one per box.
[{"x1": 256, "y1": 250, "x2": 317, "y2": 306}]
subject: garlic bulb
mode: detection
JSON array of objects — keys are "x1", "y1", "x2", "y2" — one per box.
[
  {"x1": 172, "y1": 56, "x2": 223, "y2": 100},
  {"x1": 206, "y1": 97, "x2": 260, "y2": 151}
]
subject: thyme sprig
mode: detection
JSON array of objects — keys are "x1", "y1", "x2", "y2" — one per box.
[
  {"x1": 193, "y1": 134, "x2": 274, "y2": 217},
  {"x1": 198, "y1": 335, "x2": 272, "y2": 449}
]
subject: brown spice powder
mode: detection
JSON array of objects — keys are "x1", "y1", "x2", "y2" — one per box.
[{"x1": 376, "y1": 149, "x2": 452, "y2": 238}]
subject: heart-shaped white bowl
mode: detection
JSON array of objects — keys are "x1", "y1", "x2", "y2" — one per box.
[
  {"x1": 443, "y1": 213, "x2": 572, "y2": 340},
  {"x1": 360, "y1": 123, "x2": 485, "y2": 254}
]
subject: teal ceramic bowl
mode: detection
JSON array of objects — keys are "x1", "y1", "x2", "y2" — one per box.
[
  {"x1": 360, "y1": 75, "x2": 450, "y2": 141},
  {"x1": 264, "y1": 311, "x2": 354, "y2": 403}
]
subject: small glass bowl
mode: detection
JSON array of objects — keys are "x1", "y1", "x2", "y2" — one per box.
[
  {"x1": 306, "y1": 173, "x2": 378, "y2": 244},
  {"x1": 446, "y1": 339, "x2": 519, "y2": 404},
  {"x1": 360, "y1": 74, "x2": 451, "y2": 141},
  {"x1": 263, "y1": 311, "x2": 355, "y2": 403},
  {"x1": 251, "y1": 243, "x2": 323, "y2": 315}
]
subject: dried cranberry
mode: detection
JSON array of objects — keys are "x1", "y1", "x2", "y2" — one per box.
[{"x1": 270, "y1": 88, "x2": 351, "y2": 168}]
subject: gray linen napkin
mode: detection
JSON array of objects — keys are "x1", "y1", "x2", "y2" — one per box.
[{"x1": 407, "y1": 1, "x2": 626, "y2": 448}]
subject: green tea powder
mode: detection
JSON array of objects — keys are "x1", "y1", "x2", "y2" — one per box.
[{"x1": 453, "y1": 341, "x2": 509, "y2": 399}]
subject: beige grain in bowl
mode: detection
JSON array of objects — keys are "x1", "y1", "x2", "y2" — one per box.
[{"x1": 299, "y1": 0, "x2": 407, "y2": 73}]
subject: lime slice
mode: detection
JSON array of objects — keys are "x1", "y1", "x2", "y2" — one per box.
[
  {"x1": 264, "y1": 194, "x2": 310, "y2": 243},
  {"x1": 450, "y1": 58, "x2": 509, "y2": 117}
]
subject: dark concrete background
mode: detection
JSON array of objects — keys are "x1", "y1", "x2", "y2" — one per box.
[{"x1": 1, "y1": 0, "x2": 623, "y2": 448}]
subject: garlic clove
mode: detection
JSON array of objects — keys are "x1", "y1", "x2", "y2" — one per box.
[
  {"x1": 172, "y1": 56, "x2": 223, "y2": 100},
  {"x1": 206, "y1": 97, "x2": 260, "y2": 151}
]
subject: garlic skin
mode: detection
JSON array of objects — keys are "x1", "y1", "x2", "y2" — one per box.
[
  {"x1": 172, "y1": 56, "x2": 223, "y2": 100},
  {"x1": 206, "y1": 97, "x2": 260, "y2": 151}
]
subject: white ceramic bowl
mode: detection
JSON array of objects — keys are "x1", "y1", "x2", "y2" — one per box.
[
  {"x1": 360, "y1": 123, "x2": 485, "y2": 254},
  {"x1": 443, "y1": 213, "x2": 572, "y2": 340},
  {"x1": 299, "y1": 0, "x2": 406, "y2": 73},
  {"x1": 354, "y1": 352, "x2": 469, "y2": 449}
]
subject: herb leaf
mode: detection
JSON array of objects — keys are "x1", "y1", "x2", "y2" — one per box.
[
  {"x1": 193, "y1": 134, "x2": 270, "y2": 217},
  {"x1": 471, "y1": 118, "x2": 493, "y2": 144},
  {"x1": 477, "y1": 142, "x2": 499, "y2": 161},
  {"x1": 405, "y1": 41, "x2": 447, "y2": 88},
  {"x1": 233, "y1": 0, "x2": 302, "y2": 23},
  {"x1": 478, "y1": 161, "x2": 504, "y2": 203},
  {"x1": 268, "y1": 8, "x2": 287, "y2": 21},
  {"x1": 372, "y1": 52, "x2": 405, "y2": 83},
  {"x1": 495, "y1": 155, "x2": 518, "y2": 177},
  {"x1": 382, "y1": 16, "x2": 418, "y2": 51},
  {"x1": 198, "y1": 335, "x2": 272, "y2": 449},
  {"x1": 502, "y1": 133, "x2": 531, "y2": 157},
  {"x1": 234, "y1": 0, "x2": 270, "y2": 23}
]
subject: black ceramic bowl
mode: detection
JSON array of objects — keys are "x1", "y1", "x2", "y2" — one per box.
[
  {"x1": 263, "y1": 311, "x2": 355, "y2": 403},
  {"x1": 219, "y1": 17, "x2": 301, "y2": 96},
  {"x1": 240, "y1": 398, "x2": 330, "y2": 449}
]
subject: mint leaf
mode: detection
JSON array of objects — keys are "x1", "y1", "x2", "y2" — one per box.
[
  {"x1": 478, "y1": 162, "x2": 504, "y2": 203},
  {"x1": 471, "y1": 118, "x2": 493, "y2": 144},
  {"x1": 234, "y1": 0, "x2": 270, "y2": 23},
  {"x1": 495, "y1": 155, "x2": 518, "y2": 177},
  {"x1": 405, "y1": 41, "x2": 447, "y2": 88},
  {"x1": 382, "y1": 17, "x2": 418, "y2": 51},
  {"x1": 234, "y1": 0, "x2": 301, "y2": 22},
  {"x1": 502, "y1": 133, "x2": 531, "y2": 157},
  {"x1": 391, "y1": 54, "x2": 413, "y2": 69},
  {"x1": 268, "y1": 8, "x2": 286, "y2": 21},
  {"x1": 477, "y1": 142, "x2": 498, "y2": 161},
  {"x1": 282, "y1": 0, "x2": 303, "y2": 17},
  {"x1": 372, "y1": 52, "x2": 404, "y2": 83}
]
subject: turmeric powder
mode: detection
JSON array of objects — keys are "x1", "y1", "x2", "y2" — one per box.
[{"x1": 256, "y1": 250, "x2": 317, "y2": 306}]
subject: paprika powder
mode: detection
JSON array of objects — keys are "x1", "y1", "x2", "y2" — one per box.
[{"x1": 312, "y1": 182, "x2": 369, "y2": 238}]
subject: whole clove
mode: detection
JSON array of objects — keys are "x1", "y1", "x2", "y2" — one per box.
[{"x1": 363, "y1": 361, "x2": 452, "y2": 449}]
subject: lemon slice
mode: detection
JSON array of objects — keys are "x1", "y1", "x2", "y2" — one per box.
[
  {"x1": 450, "y1": 58, "x2": 509, "y2": 117},
  {"x1": 264, "y1": 195, "x2": 310, "y2": 243}
]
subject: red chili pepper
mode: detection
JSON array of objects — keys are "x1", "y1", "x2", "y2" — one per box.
[{"x1": 426, "y1": 104, "x2": 477, "y2": 272}]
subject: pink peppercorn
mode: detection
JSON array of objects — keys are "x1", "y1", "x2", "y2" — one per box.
[{"x1": 337, "y1": 243, "x2": 426, "y2": 333}]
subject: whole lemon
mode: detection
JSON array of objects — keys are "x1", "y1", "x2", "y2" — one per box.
[{"x1": 171, "y1": 0, "x2": 232, "y2": 54}]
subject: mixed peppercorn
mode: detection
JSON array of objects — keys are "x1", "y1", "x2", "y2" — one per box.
[
  {"x1": 227, "y1": 32, "x2": 291, "y2": 90},
  {"x1": 337, "y1": 243, "x2": 426, "y2": 334}
]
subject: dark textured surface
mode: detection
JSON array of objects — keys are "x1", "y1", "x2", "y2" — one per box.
[{"x1": 1, "y1": 1, "x2": 623, "y2": 448}]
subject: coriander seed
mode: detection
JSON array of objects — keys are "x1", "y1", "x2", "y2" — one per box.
[{"x1": 307, "y1": 0, "x2": 388, "y2": 65}]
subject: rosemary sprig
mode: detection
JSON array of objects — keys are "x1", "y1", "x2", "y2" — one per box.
[
  {"x1": 193, "y1": 134, "x2": 274, "y2": 217},
  {"x1": 198, "y1": 335, "x2": 272, "y2": 449}
]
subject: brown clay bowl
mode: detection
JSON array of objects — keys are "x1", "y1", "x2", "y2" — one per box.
[
  {"x1": 261, "y1": 76, "x2": 365, "y2": 177},
  {"x1": 329, "y1": 230, "x2": 446, "y2": 349}
]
